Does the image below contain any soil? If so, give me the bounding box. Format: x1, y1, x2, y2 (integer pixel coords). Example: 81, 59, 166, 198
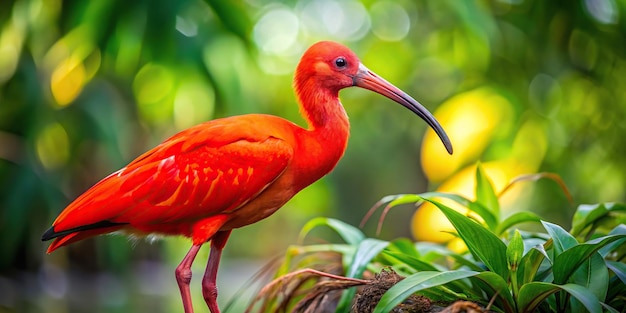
352, 269, 487, 313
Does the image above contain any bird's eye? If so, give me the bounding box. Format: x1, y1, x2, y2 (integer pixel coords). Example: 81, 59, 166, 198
335, 57, 347, 68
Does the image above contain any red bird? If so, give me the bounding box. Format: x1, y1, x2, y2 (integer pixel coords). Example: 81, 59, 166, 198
42, 41, 453, 313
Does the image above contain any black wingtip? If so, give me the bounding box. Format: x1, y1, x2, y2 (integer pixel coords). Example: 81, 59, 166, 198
41, 220, 128, 242
41, 227, 57, 241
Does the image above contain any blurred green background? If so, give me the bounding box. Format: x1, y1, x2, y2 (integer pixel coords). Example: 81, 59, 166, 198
1, 0, 625, 312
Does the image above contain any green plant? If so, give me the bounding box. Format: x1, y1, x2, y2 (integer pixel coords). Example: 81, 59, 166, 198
248, 164, 626, 313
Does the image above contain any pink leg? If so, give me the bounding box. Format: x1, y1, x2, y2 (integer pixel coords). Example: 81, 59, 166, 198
202, 230, 232, 313
175, 244, 202, 313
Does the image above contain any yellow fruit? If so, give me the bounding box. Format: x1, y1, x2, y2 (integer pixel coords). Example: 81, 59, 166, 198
421, 88, 513, 183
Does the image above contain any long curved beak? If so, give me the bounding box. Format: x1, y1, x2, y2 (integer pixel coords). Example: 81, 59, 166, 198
353, 64, 453, 155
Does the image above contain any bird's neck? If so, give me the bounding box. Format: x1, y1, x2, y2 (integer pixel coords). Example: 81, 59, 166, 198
292, 79, 350, 183
295, 78, 349, 133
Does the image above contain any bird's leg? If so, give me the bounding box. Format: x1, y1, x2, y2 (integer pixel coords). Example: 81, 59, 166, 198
202, 230, 232, 313
176, 244, 202, 313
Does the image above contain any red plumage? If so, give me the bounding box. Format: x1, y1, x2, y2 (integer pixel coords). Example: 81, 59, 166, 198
42, 41, 452, 313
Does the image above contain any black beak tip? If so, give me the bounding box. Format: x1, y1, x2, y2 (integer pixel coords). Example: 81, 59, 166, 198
432, 126, 453, 155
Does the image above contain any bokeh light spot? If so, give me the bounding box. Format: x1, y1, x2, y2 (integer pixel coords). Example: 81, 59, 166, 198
568, 29, 598, 71
134, 64, 174, 104
0, 20, 23, 84
370, 1, 411, 41
133, 63, 176, 125
113, 11, 146, 76
36, 122, 69, 169
50, 55, 86, 106
0, 45, 18, 84
297, 0, 370, 41
173, 75, 215, 130
175, 15, 198, 37
253, 6, 299, 55
529, 73, 562, 117
583, 0, 618, 24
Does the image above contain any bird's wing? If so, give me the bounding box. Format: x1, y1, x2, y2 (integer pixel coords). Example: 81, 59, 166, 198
50, 116, 294, 235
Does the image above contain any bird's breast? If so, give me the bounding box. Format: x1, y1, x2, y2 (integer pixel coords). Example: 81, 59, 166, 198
220, 175, 298, 230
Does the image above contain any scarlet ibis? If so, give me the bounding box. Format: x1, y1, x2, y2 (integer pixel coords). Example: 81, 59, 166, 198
42, 41, 452, 313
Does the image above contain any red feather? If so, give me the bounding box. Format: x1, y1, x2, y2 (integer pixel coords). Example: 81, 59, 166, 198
42, 41, 451, 313
47, 114, 295, 251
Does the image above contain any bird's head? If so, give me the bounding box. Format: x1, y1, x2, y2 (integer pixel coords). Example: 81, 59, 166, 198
295, 41, 453, 155
295, 41, 361, 92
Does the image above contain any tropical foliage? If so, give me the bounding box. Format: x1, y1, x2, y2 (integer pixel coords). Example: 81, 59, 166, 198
1, 0, 625, 312
252, 165, 626, 312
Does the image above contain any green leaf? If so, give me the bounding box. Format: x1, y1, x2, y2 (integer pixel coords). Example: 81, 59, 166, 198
606, 275, 626, 305
298, 217, 365, 245
542, 221, 578, 255
495, 211, 543, 235
606, 260, 626, 285
415, 241, 486, 272
336, 238, 389, 312
601, 303, 620, 313
599, 224, 626, 257
382, 251, 485, 299
385, 194, 423, 207
571, 203, 626, 237
507, 230, 524, 271
419, 191, 498, 231
553, 234, 626, 284
426, 198, 509, 280
569, 252, 608, 302
346, 238, 389, 278
386, 238, 421, 259
475, 162, 500, 220
383, 251, 440, 272
507, 230, 524, 305
518, 282, 602, 313
559, 284, 602, 313
373, 270, 479, 313
518, 282, 558, 313
469, 271, 516, 313
518, 245, 548, 285
447, 254, 486, 272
